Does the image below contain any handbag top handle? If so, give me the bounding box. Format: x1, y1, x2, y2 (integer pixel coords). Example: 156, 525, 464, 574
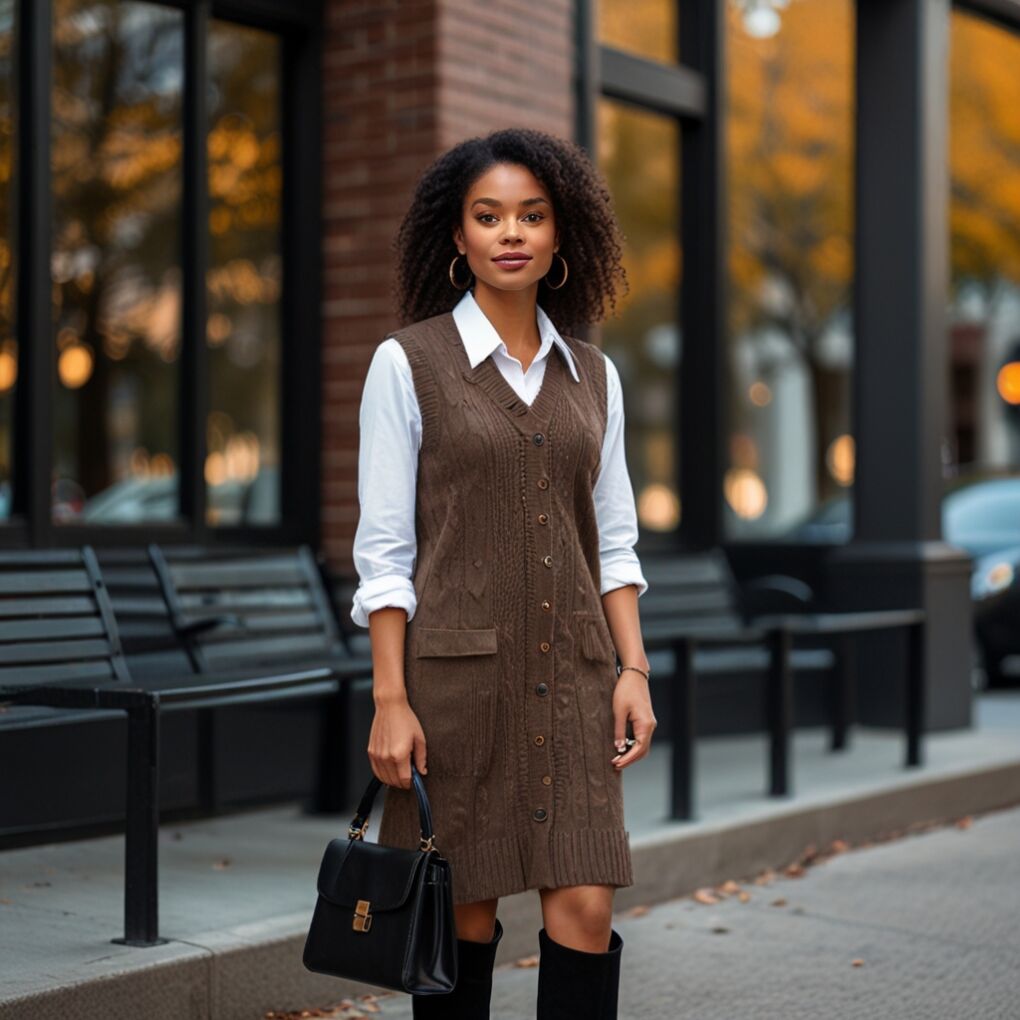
347, 763, 437, 850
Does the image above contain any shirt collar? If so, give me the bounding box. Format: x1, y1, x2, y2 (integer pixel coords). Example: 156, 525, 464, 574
451, 288, 581, 383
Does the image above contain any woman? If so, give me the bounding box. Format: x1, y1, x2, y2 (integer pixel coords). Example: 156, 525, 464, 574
351, 127, 656, 1020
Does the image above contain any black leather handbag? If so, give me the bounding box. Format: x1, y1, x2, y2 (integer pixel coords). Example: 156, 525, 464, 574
302, 763, 458, 995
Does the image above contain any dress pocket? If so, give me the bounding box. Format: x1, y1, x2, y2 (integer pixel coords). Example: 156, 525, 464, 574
572, 610, 617, 667
410, 626, 499, 777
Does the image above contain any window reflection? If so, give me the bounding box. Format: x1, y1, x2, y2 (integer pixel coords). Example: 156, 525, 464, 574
597, 99, 680, 533
51, 0, 183, 524
949, 11, 1020, 484
598, 0, 677, 65
725, 0, 855, 542
206, 20, 281, 527
0, 1, 13, 521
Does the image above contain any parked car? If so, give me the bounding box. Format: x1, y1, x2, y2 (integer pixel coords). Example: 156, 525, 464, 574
784, 475, 1020, 687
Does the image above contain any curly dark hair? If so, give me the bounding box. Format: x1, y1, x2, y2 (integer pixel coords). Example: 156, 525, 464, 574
391, 127, 629, 333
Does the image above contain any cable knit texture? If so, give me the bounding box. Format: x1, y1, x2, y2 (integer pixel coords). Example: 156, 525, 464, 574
375, 310, 635, 904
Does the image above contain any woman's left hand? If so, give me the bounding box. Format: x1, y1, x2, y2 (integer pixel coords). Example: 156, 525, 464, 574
610, 671, 656, 768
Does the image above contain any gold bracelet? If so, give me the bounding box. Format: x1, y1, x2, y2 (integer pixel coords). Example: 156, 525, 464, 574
616, 664, 650, 681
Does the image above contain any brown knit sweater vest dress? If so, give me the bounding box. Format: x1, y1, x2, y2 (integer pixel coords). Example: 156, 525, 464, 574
375, 310, 634, 905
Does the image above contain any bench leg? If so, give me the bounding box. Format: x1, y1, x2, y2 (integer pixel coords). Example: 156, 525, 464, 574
905, 620, 925, 768
830, 633, 855, 752
113, 697, 168, 947
767, 629, 793, 797
670, 639, 696, 821
311, 681, 351, 813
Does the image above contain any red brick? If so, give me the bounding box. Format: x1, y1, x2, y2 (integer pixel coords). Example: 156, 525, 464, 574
320, 0, 573, 575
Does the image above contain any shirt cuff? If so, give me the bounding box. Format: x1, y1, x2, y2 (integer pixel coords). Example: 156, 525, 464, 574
599, 552, 649, 597
350, 575, 418, 628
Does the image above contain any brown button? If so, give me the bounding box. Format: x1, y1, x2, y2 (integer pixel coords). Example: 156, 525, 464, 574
541, 600, 551, 611
536, 682, 549, 696
534, 734, 545, 746
537, 478, 549, 490
533, 808, 548, 821
542, 555, 553, 568
542, 775, 552, 786
538, 513, 549, 525
539, 641, 551, 653
533, 433, 545, 446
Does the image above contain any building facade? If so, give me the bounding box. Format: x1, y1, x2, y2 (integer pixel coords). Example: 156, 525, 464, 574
3, 0, 1018, 843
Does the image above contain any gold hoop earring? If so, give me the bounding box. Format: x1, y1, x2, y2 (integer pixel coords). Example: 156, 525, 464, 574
545, 252, 568, 290
449, 254, 473, 290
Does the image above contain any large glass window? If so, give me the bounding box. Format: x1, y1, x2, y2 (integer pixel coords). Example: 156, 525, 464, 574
725, 0, 855, 542
597, 99, 681, 534
43, 4, 287, 529
206, 21, 282, 527
0, 0, 14, 522
598, 0, 677, 65
948, 10, 1020, 483
51, 1, 183, 524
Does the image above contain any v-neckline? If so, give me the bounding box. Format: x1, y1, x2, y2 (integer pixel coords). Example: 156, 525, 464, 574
444, 311, 567, 430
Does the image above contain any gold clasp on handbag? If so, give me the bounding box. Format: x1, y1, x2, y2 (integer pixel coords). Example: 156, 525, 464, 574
353, 898, 373, 932
420, 833, 436, 852
348, 820, 369, 840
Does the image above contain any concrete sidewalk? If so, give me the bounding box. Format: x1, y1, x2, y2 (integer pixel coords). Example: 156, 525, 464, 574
361, 799, 1020, 1019
2, 690, 1020, 1019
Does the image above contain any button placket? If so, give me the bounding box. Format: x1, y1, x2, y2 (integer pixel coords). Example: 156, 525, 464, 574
530, 425, 555, 824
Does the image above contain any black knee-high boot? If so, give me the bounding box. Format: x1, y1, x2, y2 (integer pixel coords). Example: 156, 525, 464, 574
412, 917, 504, 1019
535, 926, 624, 1020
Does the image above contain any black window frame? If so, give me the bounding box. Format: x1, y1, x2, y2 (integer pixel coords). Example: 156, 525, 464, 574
9, 0, 323, 550
576, 0, 726, 553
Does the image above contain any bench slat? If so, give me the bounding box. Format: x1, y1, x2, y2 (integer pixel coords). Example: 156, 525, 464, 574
169, 557, 307, 589
0, 659, 116, 687
0, 637, 115, 665
0, 616, 106, 643
0, 569, 93, 595
0, 595, 95, 618
201, 633, 334, 667
177, 589, 313, 613
179, 611, 322, 636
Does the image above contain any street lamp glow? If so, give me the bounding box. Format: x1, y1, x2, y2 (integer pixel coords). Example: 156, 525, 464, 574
997, 361, 1020, 405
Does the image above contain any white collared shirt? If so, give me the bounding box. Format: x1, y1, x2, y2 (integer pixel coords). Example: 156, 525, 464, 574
350, 288, 648, 627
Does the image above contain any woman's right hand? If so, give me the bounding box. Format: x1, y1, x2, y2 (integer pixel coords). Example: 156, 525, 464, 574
367, 694, 428, 789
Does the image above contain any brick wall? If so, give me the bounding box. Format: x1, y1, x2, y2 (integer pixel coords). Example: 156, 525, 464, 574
320, 0, 575, 579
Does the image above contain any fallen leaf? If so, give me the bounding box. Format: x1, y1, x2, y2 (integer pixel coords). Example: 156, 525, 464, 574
956, 816, 973, 829
770, 897, 787, 907
852, 958, 865, 967
783, 862, 805, 878
737, 891, 751, 903
515, 954, 539, 968
799, 843, 820, 866
624, 903, 650, 917
719, 880, 742, 895
830, 839, 850, 854
692, 888, 719, 905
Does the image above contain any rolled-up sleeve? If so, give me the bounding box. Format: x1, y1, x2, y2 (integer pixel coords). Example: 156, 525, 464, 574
593, 352, 649, 597
350, 338, 422, 628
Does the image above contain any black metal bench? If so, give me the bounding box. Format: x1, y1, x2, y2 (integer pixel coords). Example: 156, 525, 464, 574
637, 550, 927, 820
0, 547, 372, 947
144, 542, 376, 812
